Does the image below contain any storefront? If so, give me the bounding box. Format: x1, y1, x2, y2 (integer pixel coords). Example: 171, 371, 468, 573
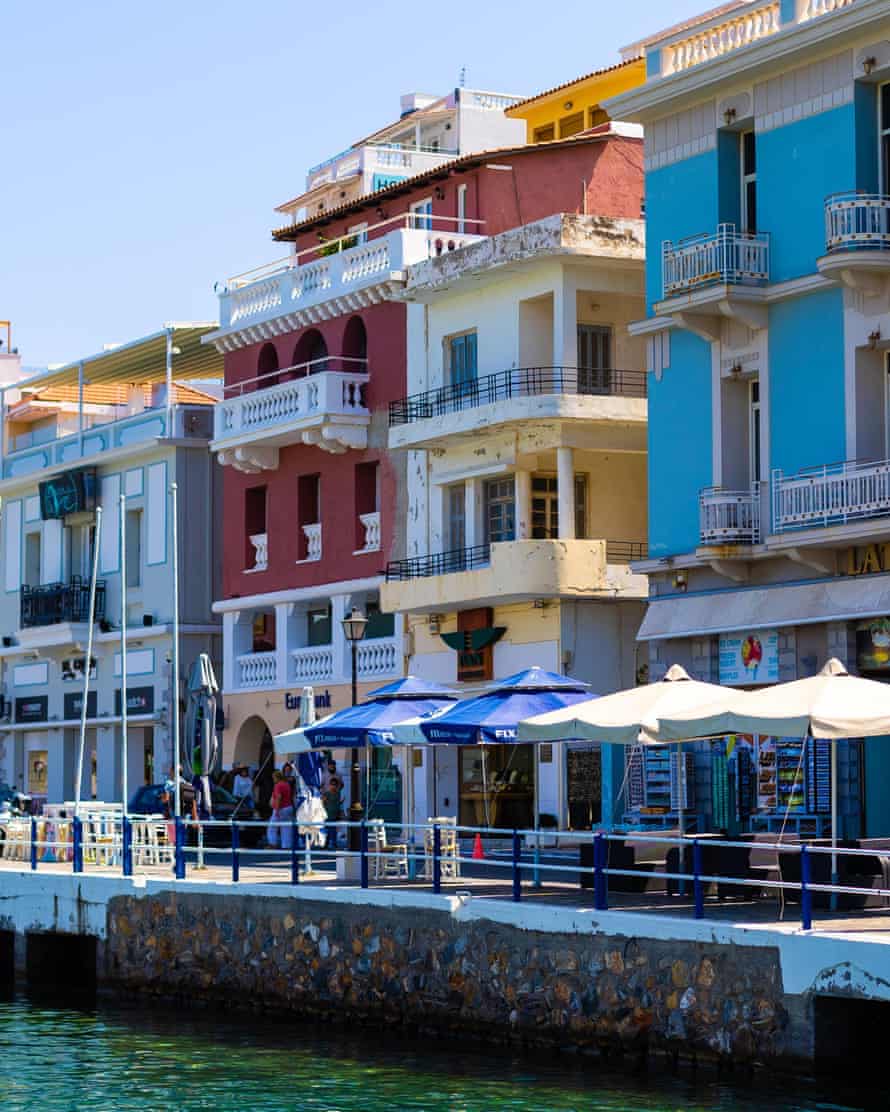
458, 744, 535, 829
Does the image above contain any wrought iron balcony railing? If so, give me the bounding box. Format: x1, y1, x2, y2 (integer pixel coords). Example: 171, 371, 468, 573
21, 577, 107, 628
389, 366, 647, 427
699, 487, 761, 544
662, 223, 769, 298
385, 544, 491, 581
825, 192, 890, 253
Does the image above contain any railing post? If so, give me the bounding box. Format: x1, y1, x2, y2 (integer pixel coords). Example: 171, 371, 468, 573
174, 816, 185, 880
122, 816, 132, 878
594, 832, 608, 911
30, 817, 37, 871
693, 839, 704, 919
291, 816, 300, 886
231, 821, 240, 883
360, 821, 369, 889
800, 845, 812, 931
72, 816, 83, 874
432, 823, 442, 895
512, 829, 522, 903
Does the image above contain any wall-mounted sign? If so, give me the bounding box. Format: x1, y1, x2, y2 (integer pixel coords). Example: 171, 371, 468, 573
857, 618, 890, 672
28, 750, 48, 795
285, 690, 332, 711
15, 695, 48, 724
64, 690, 98, 720
844, 545, 890, 576
38, 467, 97, 520
114, 686, 155, 715
719, 630, 779, 686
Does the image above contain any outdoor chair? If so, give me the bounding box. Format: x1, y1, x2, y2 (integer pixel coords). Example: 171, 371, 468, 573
367, 818, 408, 879
424, 817, 460, 880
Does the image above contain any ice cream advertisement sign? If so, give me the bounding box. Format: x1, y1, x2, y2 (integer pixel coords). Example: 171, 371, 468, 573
719, 629, 779, 686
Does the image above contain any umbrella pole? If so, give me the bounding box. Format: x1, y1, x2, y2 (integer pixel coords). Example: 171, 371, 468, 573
677, 742, 686, 897
120, 494, 128, 819
830, 738, 839, 912
533, 743, 541, 888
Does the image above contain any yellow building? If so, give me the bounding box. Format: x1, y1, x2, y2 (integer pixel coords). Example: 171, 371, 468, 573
506, 57, 646, 144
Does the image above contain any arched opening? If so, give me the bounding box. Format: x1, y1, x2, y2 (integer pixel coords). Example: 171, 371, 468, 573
342, 316, 368, 371
256, 343, 279, 390
292, 329, 329, 377
233, 715, 275, 814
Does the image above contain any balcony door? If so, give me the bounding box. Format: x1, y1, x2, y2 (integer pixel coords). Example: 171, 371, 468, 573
66, 523, 95, 582
447, 484, 466, 551
531, 476, 558, 539
484, 477, 515, 545
881, 84, 890, 194
740, 130, 757, 234
749, 379, 761, 485
577, 324, 612, 393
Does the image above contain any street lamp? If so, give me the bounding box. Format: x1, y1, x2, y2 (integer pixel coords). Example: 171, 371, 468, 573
342, 606, 368, 846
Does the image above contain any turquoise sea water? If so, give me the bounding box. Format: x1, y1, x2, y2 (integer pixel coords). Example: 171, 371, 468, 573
0, 993, 875, 1112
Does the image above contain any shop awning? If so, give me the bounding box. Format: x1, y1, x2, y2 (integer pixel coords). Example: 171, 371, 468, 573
637, 573, 890, 641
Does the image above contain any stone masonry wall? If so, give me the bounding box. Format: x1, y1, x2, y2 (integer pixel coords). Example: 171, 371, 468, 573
106, 891, 800, 1065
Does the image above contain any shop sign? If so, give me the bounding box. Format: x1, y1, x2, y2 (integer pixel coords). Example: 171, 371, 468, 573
718, 630, 779, 686
285, 690, 332, 711
856, 618, 890, 672
844, 545, 890, 576
28, 750, 48, 795
64, 690, 97, 720
114, 686, 155, 715
15, 695, 48, 724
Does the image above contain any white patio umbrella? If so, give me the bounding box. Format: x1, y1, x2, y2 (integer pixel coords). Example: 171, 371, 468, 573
657, 658, 890, 889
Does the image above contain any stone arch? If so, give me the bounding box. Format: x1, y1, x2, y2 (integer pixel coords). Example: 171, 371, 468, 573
292, 329, 328, 375
342, 315, 367, 368
256, 342, 279, 389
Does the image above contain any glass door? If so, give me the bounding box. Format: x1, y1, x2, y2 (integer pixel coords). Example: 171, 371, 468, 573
484, 477, 515, 544
577, 324, 612, 394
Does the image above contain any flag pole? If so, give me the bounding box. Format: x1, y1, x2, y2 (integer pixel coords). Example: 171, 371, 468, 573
74, 506, 102, 818
120, 493, 129, 816
171, 481, 181, 819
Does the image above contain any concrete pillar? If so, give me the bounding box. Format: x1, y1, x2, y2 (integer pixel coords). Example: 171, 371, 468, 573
45, 729, 69, 804
96, 725, 118, 802
222, 611, 239, 691
274, 603, 292, 689
125, 726, 147, 800
330, 594, 350, 681
557, 447, 575, 540
515, 470, 532, 540
600, 744, 626, 827
465, 478, 480, 549
552, 274, 577, 369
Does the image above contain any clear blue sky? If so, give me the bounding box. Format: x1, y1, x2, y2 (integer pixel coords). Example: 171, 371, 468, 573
1, 0, 706, 368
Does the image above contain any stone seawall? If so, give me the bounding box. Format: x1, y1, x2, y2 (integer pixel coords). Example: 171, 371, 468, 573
106, 889, 802, 1066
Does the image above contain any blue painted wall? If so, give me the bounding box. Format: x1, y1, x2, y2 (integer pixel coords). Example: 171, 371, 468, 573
768, 288, 846, 477
758, 106, 858, 283
645, 150, 720, 309
865, 737, 890, 836
648, 330, 712, 557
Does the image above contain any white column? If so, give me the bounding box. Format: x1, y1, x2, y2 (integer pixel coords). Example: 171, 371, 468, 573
274, 603, 292, 688
515, 470, 532, 540
96, 725, 118, 802
557, 447, 575, 540
330, 594, 350, 681
125, 726, 146, 802
45, 729, 67, 804
222, 611, 239, 692
552, 275, 577, 369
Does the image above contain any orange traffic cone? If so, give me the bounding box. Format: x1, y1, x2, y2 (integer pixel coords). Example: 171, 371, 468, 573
472, 832, 485, 860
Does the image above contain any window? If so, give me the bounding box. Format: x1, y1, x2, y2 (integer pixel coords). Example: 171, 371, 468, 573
447, 484, 466, 551
456, 184, 468, 234
244, 486, 267, 570
354, 461, 379, 550
577, 324, 612, 392
65, 523, 95, 581
307, 605, 331, 646
749, 379, 761, 484
297, 474, 321, 561
531, 476, 558, 539
125, 508, 142, 589
257, 343, 279, 389
410, 197, 433, 231
348, 222, 368, 245
559, 112, 585, 139
533, 124, 555, 143
448, 332, 477, 388
881, 84, 890, 193
741, 130, 757, 234
24, 531, 41, 588
252, 612, 275, 653
484, 477, 515, 544
365, 599, 395, 639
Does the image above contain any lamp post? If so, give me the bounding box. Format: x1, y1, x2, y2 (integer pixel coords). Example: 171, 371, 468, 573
341, 606, 368, 851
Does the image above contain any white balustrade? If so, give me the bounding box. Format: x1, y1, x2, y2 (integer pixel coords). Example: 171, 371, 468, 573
356, 637, 399, 678
358, 511, 381, 553
216, 371, 369, 439
700, 487, 761, 544
664, 3, 781, 74
237, 651, 277, 688
291, 645, 335, 683
825, 193, 890, 253
302, 523, 322, 562
798, 0, 854, 22
248, 533, 268, 572
662, 224, 769, 298
217, 224, 486, 332
773, 459, 890, 532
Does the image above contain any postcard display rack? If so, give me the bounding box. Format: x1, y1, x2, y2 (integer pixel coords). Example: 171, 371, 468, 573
750, 736, 832, 836
710, 738, 756, 833
626, 746, 696, 824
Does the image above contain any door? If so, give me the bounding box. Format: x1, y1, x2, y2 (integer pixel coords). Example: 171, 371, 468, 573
447, 484, 466, 551
410, 197, 433, 231
740, 130, 757, 234
449, 333, 478, 404
881, 83, 890, 195
749, 378, 761, 485
531, 476, 559, 539
484, 477, 515, 544
577, 324, 612, 393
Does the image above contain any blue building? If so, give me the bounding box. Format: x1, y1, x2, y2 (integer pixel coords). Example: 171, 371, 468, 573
608, 0, 890, 836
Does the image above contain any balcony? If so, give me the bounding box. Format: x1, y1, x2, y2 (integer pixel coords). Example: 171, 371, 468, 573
388, 366, 648, 450
21, 578, 107, 629
300, 523, 322, 563
305, 141, 458, 194
819, 193, 890, 290
212, 360, 370, 471
237, 651, 276, 689
356, 511, 381, 554
380, 539, 648, 614
246, 533, 268, 573
699, 487, 761, 546
662, 224, 770, 301
772, 458, 890, 534
210, 216, 486, 346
